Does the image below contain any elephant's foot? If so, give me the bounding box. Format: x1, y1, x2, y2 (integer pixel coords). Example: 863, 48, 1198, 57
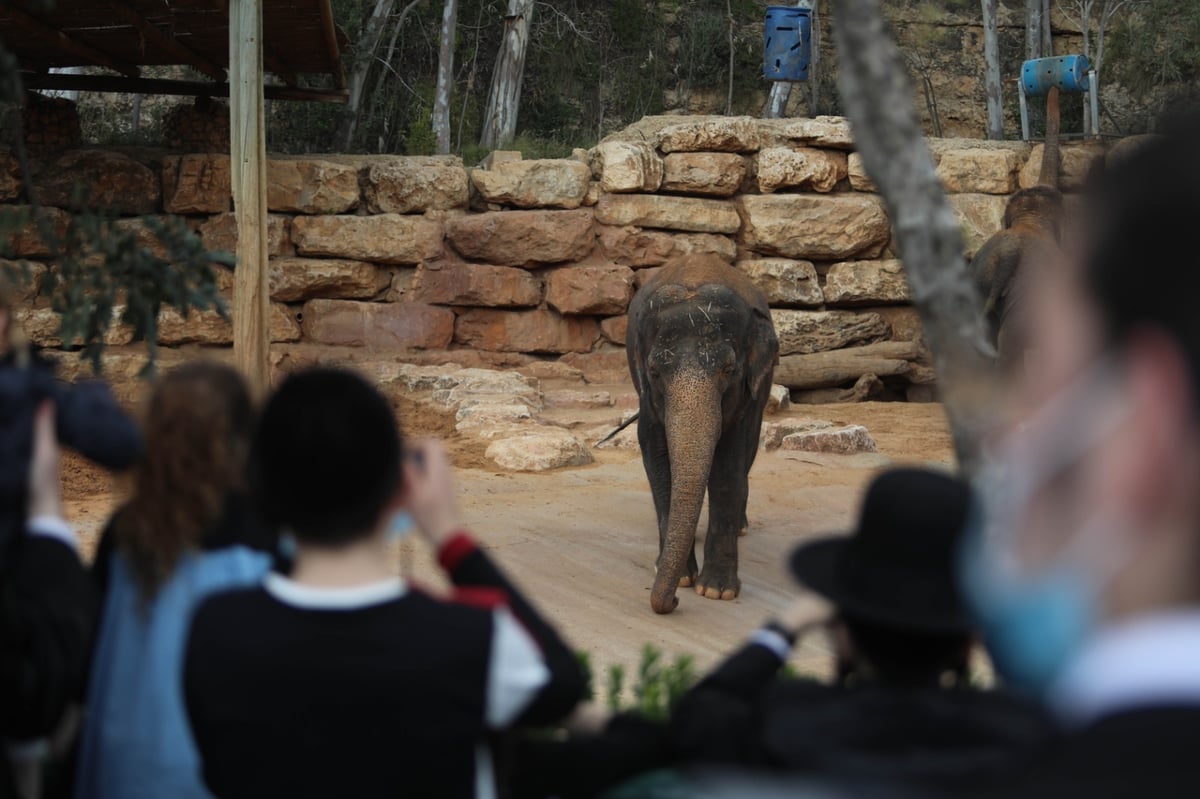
678, 574, 694, 587
694, 564, 740, 601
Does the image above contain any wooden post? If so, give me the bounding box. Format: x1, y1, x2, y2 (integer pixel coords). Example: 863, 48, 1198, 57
230, 0, 270, 397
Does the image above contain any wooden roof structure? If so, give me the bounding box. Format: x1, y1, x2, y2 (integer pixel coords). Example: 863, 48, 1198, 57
3, 0, 349, 102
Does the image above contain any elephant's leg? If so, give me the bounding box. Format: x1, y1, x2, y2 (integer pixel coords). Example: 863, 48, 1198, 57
637, 408, 697, 586
695, 436, 750, 601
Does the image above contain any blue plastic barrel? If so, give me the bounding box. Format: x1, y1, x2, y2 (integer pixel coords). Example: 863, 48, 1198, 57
764, 6, 811, 82
1021, 55, 1091, 96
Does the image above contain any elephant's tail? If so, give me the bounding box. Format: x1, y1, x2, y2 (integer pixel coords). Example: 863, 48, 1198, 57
595, 413, 639, 447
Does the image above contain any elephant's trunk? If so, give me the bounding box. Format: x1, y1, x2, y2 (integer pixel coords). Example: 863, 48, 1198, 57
649, 368, 721, 614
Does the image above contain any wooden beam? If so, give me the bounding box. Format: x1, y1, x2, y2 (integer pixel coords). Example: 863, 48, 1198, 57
109, 1, 227, 81
263, 48, 299, 87
317, 0, 346, 90
23, 73, 349, 103
230, 0, 270, 397
7, 5, 141, 77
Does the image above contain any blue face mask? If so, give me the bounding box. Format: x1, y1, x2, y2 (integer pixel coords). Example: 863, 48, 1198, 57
387, 511, 414, 543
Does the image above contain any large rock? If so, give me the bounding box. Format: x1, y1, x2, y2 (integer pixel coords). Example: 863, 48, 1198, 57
0, 150, 19, 202
756, 147, 847, 193
37, 150, 160, 214
771, 310, 889, 355
847, 153, 877, 192
657, 116, 761, 153
661, 153, 747, 197
415, 261, 543, 308
361, 156, 470, 213
546, 264, 635, 315
600, 314, 628, 345
267, 158, 359, 214
162, 154, 231, 214
3, 206, 69, 257
739, 195, 890, 260
761, 116, 856, 150
1019, 142, 1105, 191
595, 226, 735, 266
591, 141, 663, 193
948, 194, 1007, 259
0, 260, 45, 303
198, 212, 291, 257
445, 209, 593, 266
156, 302, 299, 345
737, 259, 822, 307
269, 257, 390, 302
760, 419, 832, 450
292, 214, 443, 264
936, 149, 1020, 194
300, 299, 454, 349
823, 260, 912, 305
471, 159, 591, 209
455, 308, 600, 353
781, 425, 878, 454
486, 429, 594, 472
595, 194, 740, 234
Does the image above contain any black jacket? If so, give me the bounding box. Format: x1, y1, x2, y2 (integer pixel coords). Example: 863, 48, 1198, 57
670, 642, 1057, 797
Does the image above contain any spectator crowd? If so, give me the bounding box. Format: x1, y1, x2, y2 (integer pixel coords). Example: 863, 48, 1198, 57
3, 116, 1200, 799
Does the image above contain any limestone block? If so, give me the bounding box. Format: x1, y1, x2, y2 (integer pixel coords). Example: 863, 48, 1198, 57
198, 212, 291, 257
162, 154, 231, 214
414, 262, 543, 308
37, 150, 159, 214
847, 153, 877, 192
155, 302, 298, 345
657, 116, 761, 153
737, 258, 822, 307
756, 147, 847, 194
545, 264, 635, 315
766, 384, 790, 415
455, 308, 600, 354
558, 350, 630, 383
781, 425, 878, 454
595, 194, 740, 234
591, 141, 663, 193
471, 159, 591, 209
267, 158, 359, 214
361, 156, 470, 213
292, 215, 443, 264
0, 260, 46, 303
823, 260, 912, 305
445, 209, 593, 266
1019, 142, 1105, 191
543, 390, 614, 410
936, 149, 1020, 194
486, 429, 594, 472
661, 153, 747, 197
0, 150, 19, 202
739, 195, 890, 260
3, 206, 69, 258
948, 194, 1007, 260
300, 299, 454, 349
595, 226, 735, 266
760, 419, 832, 450
600, 314, 628, 345
761, 116, 856, 150
269, 257, 390, 302
770, 310, 889, 355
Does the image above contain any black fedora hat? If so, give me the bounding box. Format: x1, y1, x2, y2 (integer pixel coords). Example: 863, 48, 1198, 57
789, 468, 974, 634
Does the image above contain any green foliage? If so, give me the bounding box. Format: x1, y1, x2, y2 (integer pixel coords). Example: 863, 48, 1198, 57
1108, 0, 1200, 97
580, 645, 699, 721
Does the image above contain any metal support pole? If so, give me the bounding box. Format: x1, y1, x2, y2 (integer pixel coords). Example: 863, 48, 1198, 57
1088, 70, 1100, 139
1019, 78, 1030, 141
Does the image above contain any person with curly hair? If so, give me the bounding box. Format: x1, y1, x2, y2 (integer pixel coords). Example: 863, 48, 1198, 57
75, 362, 275, 799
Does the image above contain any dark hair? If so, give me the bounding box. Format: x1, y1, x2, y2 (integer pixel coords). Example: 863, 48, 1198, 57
252, 367, 402, 546
1081, 111, 1200, 400
841, 614, 971, 688
116, 361, 254, 601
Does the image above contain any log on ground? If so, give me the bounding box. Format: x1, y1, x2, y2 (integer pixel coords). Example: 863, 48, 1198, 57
774, 341, 921, 389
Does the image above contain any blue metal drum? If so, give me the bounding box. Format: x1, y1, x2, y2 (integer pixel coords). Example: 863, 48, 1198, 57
1021, 55, 1092, 96
764, 6, 811, 82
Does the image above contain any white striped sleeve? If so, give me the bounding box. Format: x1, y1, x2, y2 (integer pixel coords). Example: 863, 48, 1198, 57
484, 607, 551, 728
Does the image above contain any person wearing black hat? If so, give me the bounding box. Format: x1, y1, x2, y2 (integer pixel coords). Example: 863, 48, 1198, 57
667, 467, 1055, 796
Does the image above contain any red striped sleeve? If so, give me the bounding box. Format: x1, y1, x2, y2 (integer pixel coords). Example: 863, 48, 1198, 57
436, 530, 478, 573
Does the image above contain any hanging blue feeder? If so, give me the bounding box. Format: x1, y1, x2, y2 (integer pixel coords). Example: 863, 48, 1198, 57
1021, 55, 1091, 96
764, 6, 811, 82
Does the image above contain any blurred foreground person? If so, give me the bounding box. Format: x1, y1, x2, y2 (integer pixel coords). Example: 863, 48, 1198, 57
668, 469, 1053, 796
0, 405, 94, 799
76, 363, 272, 799
183, 368, 586, 799
963, 115, 1200, 797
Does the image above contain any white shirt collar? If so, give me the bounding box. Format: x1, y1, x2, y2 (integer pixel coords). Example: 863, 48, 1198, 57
264, 573, 408, 610
1050, 609, 1200, 728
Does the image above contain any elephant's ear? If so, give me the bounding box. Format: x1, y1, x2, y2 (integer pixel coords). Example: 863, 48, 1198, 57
745, 304, 779, 402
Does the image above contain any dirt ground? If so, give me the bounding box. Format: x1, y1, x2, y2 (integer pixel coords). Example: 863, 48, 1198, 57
62, 398, 954, 681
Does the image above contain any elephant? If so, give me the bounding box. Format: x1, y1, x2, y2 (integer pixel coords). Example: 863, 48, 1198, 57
970, 86, 1065, 372
626, 253, 779, 615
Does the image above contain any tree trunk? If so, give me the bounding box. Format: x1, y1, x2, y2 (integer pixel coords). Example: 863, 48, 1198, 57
130, 93, 142, 133
433, 0, 459, 154
1041, 0, 1053, 54
809, 0, 820, 114
479, 0, 534, 150
333, 0, 396, 151
774, 341, 922, 389
1026, 0, 1044, 59
833, 0, 999, 474
726, 0, 734, 115
982, 0, 1004, 140
1081, 13, 1092, 136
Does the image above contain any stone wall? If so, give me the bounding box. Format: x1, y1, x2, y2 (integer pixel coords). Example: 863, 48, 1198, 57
1, 115, 1107, 401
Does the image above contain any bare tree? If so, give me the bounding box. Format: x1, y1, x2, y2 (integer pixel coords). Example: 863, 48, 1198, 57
834, 0, 998, 472
1027, 0, 1046, 59
982, 0, 1005, 139
1058, 0, 1140, 135
480, 0, 535, 149
433, 0, 459, 154
726, 0, 735, 115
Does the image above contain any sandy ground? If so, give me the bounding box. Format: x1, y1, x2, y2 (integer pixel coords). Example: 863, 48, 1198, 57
61, 398, 954, 681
